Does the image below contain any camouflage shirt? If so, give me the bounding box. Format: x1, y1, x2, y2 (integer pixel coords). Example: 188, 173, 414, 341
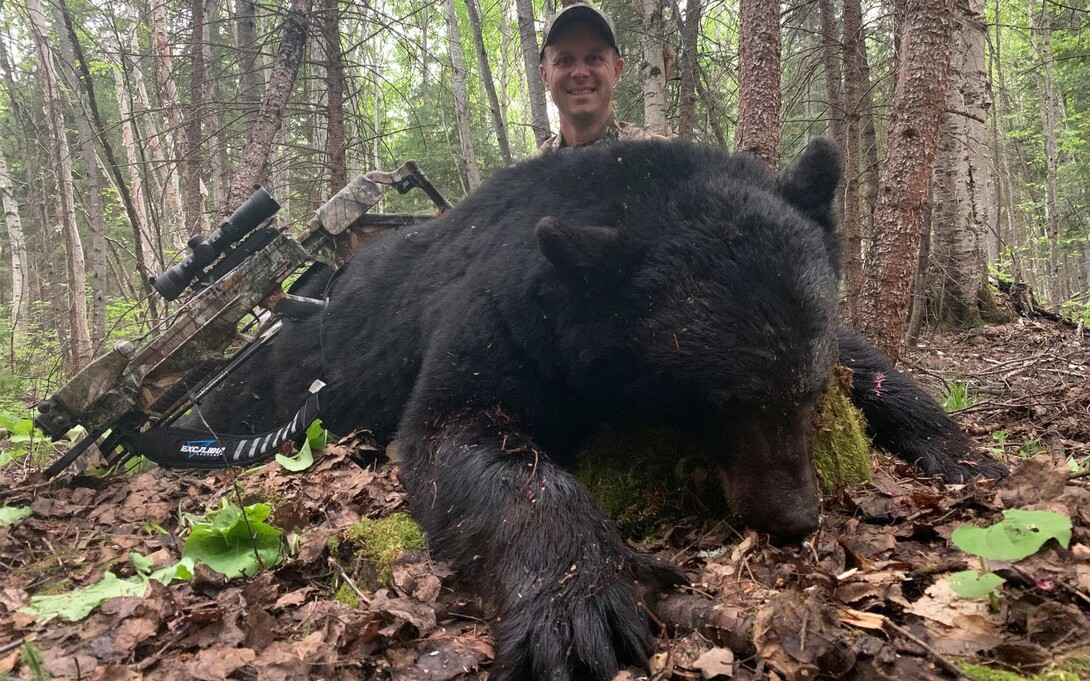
533, 117, 666, 156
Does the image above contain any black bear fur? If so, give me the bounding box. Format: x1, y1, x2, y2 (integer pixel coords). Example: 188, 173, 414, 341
187, 139, 1005, 680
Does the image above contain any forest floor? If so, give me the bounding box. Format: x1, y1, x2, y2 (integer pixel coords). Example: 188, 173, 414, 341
1, 310, 1088, 680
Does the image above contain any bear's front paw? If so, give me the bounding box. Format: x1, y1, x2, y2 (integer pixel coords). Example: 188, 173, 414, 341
490, 555, 686, 681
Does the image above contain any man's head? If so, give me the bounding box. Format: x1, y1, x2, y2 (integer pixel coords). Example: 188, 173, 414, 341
539, 4, 624, 140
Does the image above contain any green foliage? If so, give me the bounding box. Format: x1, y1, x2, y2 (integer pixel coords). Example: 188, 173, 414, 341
948, 509, 1072, 599
960, 661, 1081, 681
182, 501, 284, 578
276, 419, 328, 472
0, 505, 32, 526
941, 379, 979, 411
987, 430, 1008, 455
20, 552, 193, 622
1059, 300, 1090, 326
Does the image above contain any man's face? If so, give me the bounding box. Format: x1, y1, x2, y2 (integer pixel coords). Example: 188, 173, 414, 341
540, 24, 624, 127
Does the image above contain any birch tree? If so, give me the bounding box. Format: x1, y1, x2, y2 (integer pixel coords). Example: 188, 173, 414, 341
465, 0, 513, 165
635, 0, 669, 134
516, 0, 550, 144
443, 0, 482, 190
0, 154, 27, 335
25, 0, 92, 366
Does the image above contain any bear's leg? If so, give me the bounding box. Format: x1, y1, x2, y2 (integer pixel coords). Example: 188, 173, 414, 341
836, 330, 1008, 481
399, 414, 686, 681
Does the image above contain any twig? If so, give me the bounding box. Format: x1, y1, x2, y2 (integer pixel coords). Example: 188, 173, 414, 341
328, 555, 371, 606
1011, 565, 1090, 608
884, 619, 974, 680
0, 637, 26, 656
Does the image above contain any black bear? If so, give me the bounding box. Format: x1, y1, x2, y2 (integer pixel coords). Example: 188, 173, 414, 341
190, 139, 1002, 680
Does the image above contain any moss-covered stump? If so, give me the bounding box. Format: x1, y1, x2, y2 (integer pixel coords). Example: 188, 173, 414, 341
812, 365, 873, 494
332, 512, 425, 596
577, 367, 873, 535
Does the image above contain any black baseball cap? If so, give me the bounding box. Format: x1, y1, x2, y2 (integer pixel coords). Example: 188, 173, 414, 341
540, 4, 619, 59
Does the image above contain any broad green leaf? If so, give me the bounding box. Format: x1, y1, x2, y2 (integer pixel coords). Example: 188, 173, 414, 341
948, 570, 1006, 599
0, 505, 31, 526
21, 572, 147, 622
0, 451, 13, 468
129, 551, 154, 575
182, 503, 282, 578
951, 509, 1072, 561
149, 557, 195, 585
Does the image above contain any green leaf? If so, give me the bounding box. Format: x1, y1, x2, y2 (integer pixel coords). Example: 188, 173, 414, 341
21, 572, 147, 622
275, 419, 326, 472
0, 505, 31, 526
951, 509, 1072, 561
948, 570, 1006, 599
20, 642, 49, 681
148, 557, 195, 585
129, 551, 154, 575
182, 503, 282, 578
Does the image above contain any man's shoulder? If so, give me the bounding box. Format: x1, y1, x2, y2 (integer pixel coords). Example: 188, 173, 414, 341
531, 121, 668, 157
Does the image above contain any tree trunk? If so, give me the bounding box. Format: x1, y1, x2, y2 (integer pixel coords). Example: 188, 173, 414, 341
225, 0, 312, 213
859, 44, 881, 240
466, 0, 513, 165
53, 1, 109, 346
675, 0, 702, 139
185, 0, 207, 233
841, 0, 864, 317
734, 0, 781, 168
515, 0, 551, 144
236, 0, 264, 131
113, 64, 158, 273
818, 0, 843, 147
1027, 0, 1062, 311
856, 0, 954, 360
0, 153, 28, 335
635, 0, 670, 135
319, 0, 348, 190
927, 0, 991, 329
443, 0, 482, 191
25, 0, 92, 367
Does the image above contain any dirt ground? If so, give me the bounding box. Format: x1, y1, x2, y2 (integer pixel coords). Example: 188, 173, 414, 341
1, 312, 1088, 680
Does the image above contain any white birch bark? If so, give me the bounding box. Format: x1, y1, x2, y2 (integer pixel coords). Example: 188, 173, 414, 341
635, 0, 670, 134
25, 0, 93, 366
0, 153, 28, 335
443, 0, 482, 190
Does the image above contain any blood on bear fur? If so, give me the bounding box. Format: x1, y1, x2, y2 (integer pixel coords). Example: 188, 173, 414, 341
190, 139, 1004, 680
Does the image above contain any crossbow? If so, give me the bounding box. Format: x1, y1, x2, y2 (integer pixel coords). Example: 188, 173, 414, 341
34, 162, 449, 478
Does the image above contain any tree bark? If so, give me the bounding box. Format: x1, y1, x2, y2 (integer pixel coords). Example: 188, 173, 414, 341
319, 0, 348, 190
0, 153, 28, 335
25, 0, 93, 367
185, 0, 207, 232
515, 0, 551, 144
928, 0, 992, 328
225, 0, 312, 213
465, 0, 513, 165
734, 0, 781, 168
53, 1, 109, 346
635, 0, 670, 135
856, 0, 954, 360
675, 0, 702, 139
818, 0, 843, 147
443, 0, 482, 191
236, 0, 264, 132
113, 63, 157, 273
841, 0, 864, 317
1027, 0, 1062, 311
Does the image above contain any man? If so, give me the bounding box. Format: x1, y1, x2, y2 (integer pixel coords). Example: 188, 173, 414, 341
536, 3, 664, 153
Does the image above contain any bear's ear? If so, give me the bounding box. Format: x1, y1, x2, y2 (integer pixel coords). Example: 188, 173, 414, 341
777, 137, 841, 221
536, 217, 634, 281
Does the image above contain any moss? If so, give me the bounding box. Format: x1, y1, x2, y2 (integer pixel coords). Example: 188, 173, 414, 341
333, 583, 360, 608
812, 367, 873, 494
575, 424, 727, 538
344, 512, 425, 586
959, 662, 1083, 681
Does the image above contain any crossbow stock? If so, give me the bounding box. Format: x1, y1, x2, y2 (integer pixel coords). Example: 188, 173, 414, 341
34, 162, 449, 478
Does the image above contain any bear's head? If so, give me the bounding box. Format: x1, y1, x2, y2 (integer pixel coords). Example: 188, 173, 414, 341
536, 138, 842, 540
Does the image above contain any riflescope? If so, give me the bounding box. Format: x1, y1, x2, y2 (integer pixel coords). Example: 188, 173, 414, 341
151, 186, 280, 300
